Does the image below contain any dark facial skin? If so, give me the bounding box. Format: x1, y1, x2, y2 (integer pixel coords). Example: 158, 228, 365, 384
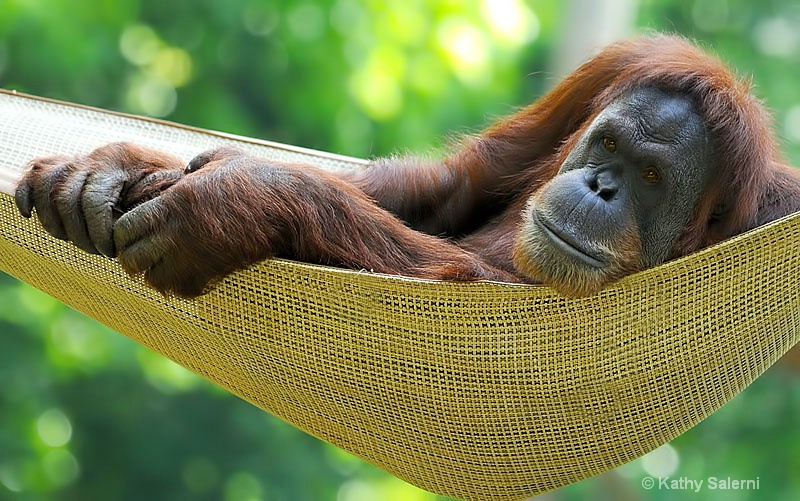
514, 87, 713, 297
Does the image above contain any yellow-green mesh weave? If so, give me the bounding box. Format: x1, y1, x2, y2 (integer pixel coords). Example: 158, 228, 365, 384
1, 89, 799, 500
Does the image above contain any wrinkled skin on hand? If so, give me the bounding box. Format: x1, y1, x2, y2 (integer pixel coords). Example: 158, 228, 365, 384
110, 146, 286, 297
15, 143, 185, 257
15, 143, 280, 297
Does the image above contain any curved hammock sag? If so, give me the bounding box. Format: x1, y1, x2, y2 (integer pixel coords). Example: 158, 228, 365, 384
1, 89, 799, 500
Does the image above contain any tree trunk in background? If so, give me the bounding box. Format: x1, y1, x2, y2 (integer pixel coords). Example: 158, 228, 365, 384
552, 0, 639, 78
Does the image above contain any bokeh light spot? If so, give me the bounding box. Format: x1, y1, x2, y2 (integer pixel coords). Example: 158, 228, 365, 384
42, 449, 80, 487
753, 17, 800, 57
287, 3, 326, 41
482, 0, 540, 46
436, 17, 490, 87
36, 408, 72, 448
640, 443, 680, 478
225, 471, 262, 501
120, 24, 161, 66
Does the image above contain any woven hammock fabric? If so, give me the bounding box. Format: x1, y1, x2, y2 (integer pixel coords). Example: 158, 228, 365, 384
1, 89, 800, 500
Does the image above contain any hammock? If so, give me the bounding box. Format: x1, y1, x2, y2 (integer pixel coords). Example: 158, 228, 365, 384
1, 88, 799, 500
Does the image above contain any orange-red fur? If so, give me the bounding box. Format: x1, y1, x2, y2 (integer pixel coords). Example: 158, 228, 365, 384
17, 35, 800, 298
345, 35, 800, 278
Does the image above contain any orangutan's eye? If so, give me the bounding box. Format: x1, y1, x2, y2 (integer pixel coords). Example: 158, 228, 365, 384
642, 166, 662, 184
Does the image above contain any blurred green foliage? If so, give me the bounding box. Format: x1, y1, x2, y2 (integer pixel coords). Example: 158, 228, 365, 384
2, 0, 800, 499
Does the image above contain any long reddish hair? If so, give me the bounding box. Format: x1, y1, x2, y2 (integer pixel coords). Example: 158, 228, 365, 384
477, 35, 782, 254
